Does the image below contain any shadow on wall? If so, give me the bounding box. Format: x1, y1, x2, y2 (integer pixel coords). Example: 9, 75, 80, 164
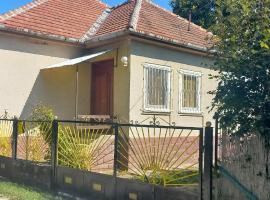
20, 67, 78, 120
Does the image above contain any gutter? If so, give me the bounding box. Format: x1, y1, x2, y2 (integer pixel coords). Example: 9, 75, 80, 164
0, 23, 214, 54
0, 24, 83, 46
128, 29, 210, 53
84, 28, 212, 54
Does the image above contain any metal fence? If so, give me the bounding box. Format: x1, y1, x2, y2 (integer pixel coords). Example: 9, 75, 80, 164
0, 118, 214, 200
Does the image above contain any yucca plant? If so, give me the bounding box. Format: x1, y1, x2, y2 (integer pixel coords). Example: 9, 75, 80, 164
117, 125, 200, 187
58, 124, 113, 171
0, 120, 13, 157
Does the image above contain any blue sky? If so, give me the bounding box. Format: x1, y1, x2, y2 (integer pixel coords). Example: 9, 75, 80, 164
0, 0, 171, 14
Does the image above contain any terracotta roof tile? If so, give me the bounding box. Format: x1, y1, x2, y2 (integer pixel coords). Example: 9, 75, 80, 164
95, 1, 136, 36
136, 1, 211, 48
0, 0, 212, 49
0, 0, 107, 39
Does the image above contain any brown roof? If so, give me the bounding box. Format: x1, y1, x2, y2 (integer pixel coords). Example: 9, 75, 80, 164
136, 1, 211, 49
96, 1, 136, 36
0, 0, 212, 50
0, 0, 107, 39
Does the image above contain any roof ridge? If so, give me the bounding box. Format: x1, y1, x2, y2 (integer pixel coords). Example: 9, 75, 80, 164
0, 0, 49, 22
146, 0, 208, 32
80, 8, 111, 42
129, 0, 142, 30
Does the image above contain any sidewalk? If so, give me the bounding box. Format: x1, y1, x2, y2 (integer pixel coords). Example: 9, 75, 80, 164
0, 195, 9, 200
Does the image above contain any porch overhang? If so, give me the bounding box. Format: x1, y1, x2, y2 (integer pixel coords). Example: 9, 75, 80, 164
42, 50, 111, 69
40, 49, 112, 120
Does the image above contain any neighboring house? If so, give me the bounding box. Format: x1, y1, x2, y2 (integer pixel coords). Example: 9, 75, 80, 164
0, 0, 216, 127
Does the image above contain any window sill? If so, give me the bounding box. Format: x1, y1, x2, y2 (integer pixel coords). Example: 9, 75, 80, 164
178, 112, 203, 117
141, 109, 172, 115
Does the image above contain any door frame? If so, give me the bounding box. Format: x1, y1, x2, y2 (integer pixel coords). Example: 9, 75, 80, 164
90, 59, 114, 116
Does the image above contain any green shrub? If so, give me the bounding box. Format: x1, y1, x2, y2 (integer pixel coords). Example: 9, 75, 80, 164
28, 104, 56, 161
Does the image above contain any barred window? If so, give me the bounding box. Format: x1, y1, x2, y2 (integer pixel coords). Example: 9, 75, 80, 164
144, 64, 171, 112
179, 70, 202, 113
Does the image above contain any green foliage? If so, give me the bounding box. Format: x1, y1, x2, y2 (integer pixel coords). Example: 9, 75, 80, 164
0, 178, 63, 200
135, 169, 199, 186
30, 104, 55, 122
58, 131, 94, 170
0, 137, 12, 157
30, 104, 54, 142
170, 0, 215, 29
209, 0, 270, 140
0, 121, 13, 157
57, 125, 105, 171
29, 104, 55, 160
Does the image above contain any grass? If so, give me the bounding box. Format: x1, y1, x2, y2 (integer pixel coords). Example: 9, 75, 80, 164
0, 178, 63, 200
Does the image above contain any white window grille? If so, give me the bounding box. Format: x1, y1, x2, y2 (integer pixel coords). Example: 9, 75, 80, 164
178, 69, 202, 113
143, 63, 171, 112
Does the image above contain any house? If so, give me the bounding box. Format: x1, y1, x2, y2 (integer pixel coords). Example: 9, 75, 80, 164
0, 0, 216, 127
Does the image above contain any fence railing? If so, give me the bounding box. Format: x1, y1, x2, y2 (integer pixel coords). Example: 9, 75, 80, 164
0, 118, 214, 200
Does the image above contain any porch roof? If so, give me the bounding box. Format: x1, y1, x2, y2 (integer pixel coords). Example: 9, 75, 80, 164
42, 50, 111, 69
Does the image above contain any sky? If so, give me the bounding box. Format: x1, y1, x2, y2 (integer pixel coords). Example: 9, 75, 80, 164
0, 0, 171, 14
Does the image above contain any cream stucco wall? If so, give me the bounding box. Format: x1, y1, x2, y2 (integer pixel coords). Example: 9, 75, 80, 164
0, 33, 130, 120
0, 34, 83, 119
129, 41, 217, 127
0, 33, 216, 126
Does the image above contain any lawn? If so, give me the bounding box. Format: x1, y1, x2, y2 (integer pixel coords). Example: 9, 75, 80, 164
0, 178, 63, 200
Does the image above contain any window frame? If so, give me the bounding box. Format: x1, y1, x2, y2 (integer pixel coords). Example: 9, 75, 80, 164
178, 69, 202, 114
143, 63, 172, 113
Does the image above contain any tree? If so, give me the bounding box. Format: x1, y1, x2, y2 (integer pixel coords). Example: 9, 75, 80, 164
209, 0, 270, 141
170, 0, 215, 29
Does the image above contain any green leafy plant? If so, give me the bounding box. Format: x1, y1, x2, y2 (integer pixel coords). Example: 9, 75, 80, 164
0, 120, 13, 157
209, 0, 270, 178
170, 0, 215, 29
57, 125, 112, 171
209, 0, 270, 140
30, 104, 55, 144
23, 104, 56, 161
135, 169, 199, 186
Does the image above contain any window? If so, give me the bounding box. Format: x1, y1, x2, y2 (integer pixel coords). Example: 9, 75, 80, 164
179, 69, 202, 113
144, 63, 171, 112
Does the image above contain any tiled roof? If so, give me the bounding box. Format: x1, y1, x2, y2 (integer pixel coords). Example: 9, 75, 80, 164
136, 1, 211, 49
0, 0, 212, 50
95, 1, 136, 36
0, 0, 107, 39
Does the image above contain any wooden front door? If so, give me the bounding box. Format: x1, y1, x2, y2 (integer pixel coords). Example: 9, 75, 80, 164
91, 60, 114, 115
